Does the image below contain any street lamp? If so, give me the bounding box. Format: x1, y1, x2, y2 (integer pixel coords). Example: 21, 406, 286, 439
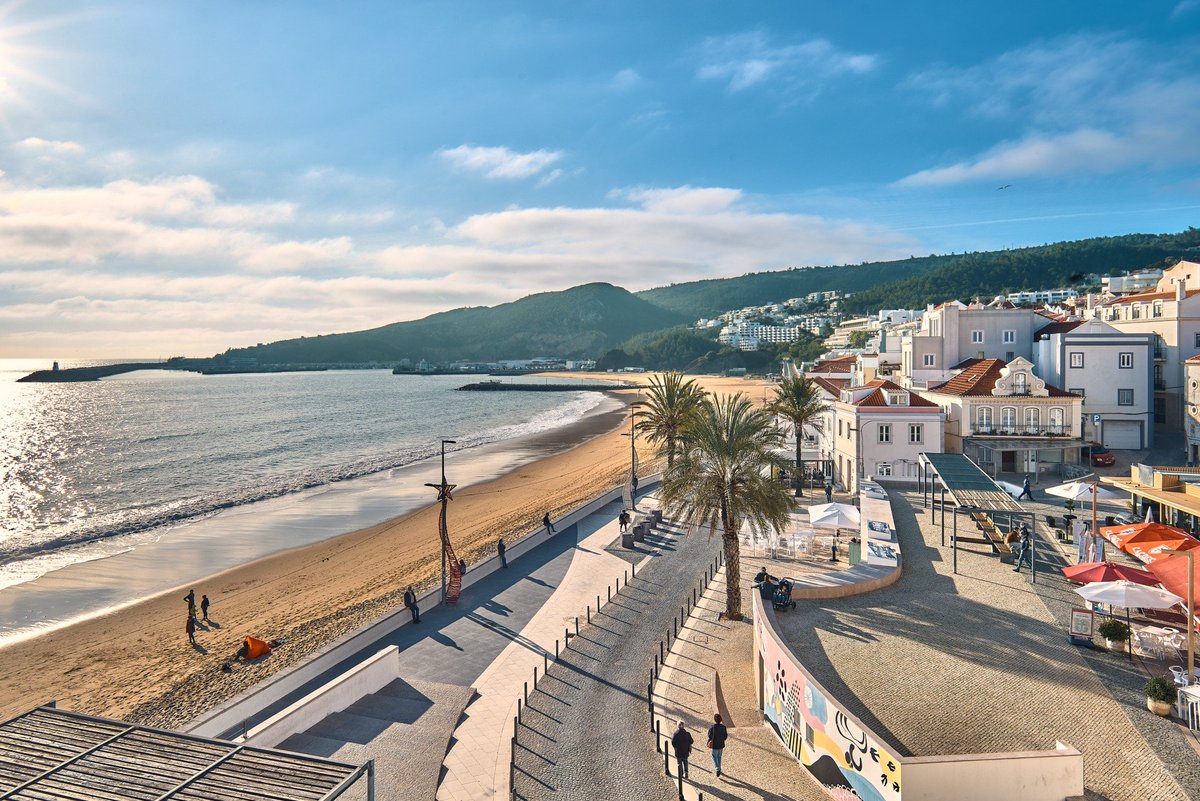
424, 439, 457, 602
1164, 547, 1195, 687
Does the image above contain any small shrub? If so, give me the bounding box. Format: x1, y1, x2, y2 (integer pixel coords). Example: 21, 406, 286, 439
1145, 676, 1178, 704
1098, 618, 1130, 642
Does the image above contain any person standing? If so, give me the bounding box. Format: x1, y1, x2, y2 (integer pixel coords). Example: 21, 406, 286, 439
670, 720, 693, 779
185, 614, 196, 646
184, 589, 196, 620
543, 512, 556, 535
824, 481, 833, 504
830, 532, 839, 563
498, 538, 508, 568
707, 713, 728, 778
1017, 475, 1034, 501
200, 594, 210, 622
404, 585, 420, 623
1013, 526, 1032, 573
619, 510, 629, 532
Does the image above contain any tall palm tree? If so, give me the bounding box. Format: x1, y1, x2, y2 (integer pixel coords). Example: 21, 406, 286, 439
661, 393, 795, 620
769, 376, 831, 497
633, 371, 705, 468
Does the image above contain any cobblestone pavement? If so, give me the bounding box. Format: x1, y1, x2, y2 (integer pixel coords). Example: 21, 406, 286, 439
513, 512, 721, 801
650, 548, 835, 801
775, 490, 1197, 801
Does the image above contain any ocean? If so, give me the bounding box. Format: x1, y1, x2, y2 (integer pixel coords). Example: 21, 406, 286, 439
0, 361, 616, 640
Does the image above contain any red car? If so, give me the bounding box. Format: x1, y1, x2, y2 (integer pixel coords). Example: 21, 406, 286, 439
1084, 443, 1116, 467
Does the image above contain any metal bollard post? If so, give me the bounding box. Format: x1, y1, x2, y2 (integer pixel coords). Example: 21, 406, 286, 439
534, 665, 538, 687
555, 639, 559, 659
608, 585, 612, 602
543, 651, 548, 672
673, 618, 677, 638
597, 594, 601, 611
632, 561, 636, 577
625, 568, 629, 584
575, 617, 579, 636
655, 719, 661, 752
587, 605, 591, 624
523, 681, 528, 704
664, 743, 670, 776
510, 739, 516, 801
518, 697, 523, 723
660, 640, 665, 662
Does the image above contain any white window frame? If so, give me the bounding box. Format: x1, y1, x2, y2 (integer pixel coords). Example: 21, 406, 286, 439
877, 463, 893, 477
909, 423, 923, 444
1013, 372, 1028, 394
1049, 407, 1065, 434
976, 406, 993, 433
1118, 388, 1134, 406
878, 424, 892, 444
922, 353, 935, 368
1002, 329, 1016, 344
1069, 352, 1084, 368
1000, 406, 1017, 434
1024, 407, 1040, 431
971, 330, 984, 344
1119, 352, 1133, 369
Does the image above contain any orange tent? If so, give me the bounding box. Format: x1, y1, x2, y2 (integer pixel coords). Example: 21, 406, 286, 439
1148, 554, 1200, 613
243, 636, 272, 660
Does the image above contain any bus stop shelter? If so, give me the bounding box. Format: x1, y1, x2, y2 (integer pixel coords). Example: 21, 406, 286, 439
919, 452, 1038, 580
0, 704, 374, 800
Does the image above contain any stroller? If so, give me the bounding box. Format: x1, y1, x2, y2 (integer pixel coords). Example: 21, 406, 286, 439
772, 578, 796, 611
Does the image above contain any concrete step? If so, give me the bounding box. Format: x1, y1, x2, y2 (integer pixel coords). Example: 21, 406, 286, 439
274, 731, 349, 760
305, 709, 397, 744
343, 691, 433, 724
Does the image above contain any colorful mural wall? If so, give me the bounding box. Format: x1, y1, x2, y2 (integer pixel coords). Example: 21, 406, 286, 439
757, 606, 902, 801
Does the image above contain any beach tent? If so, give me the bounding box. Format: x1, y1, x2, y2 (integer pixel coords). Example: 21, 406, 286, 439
1061, 561, 1159, 586
243, 636, 272, 660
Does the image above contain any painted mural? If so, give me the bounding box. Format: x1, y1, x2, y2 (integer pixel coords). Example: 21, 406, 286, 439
758, 611, 902, 801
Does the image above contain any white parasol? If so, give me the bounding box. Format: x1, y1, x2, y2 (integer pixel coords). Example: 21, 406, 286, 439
807, 502, 861, 529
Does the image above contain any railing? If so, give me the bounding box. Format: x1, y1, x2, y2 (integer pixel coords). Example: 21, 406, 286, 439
1155, 380, 1168, 391
968, 425, 1070, 437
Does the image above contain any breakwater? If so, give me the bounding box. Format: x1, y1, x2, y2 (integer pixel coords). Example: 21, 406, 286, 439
457, 381, 632, 392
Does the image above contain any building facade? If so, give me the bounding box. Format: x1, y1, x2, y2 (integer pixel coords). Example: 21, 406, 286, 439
829, 379, 944, 491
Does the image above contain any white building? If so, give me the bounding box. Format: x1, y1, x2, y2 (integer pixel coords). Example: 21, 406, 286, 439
1032, 318, 1154, 449
829, 379, 944, 491
920, 357, 1084, 478
1104, 269, 1164, 296
1006, 288, 1079, 305
1185, 356, 1200, 464
718, 321, 804, 350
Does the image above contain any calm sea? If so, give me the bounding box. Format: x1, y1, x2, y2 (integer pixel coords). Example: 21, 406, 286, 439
0, 361, 605, 594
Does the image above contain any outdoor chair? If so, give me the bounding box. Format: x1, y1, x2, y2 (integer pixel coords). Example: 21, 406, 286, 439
1171, 666, 1189, 687
1044, 515, 1057, 530
1134, 631, 1164, 661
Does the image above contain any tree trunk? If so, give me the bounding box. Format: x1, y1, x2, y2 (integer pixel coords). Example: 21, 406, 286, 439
722, 527, 742, 621
666, 434, 674, 469
794, 422, 803, 497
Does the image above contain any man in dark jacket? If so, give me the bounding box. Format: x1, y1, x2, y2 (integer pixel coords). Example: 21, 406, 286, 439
404, 585, 420, 623
670, 720, 693, 779
707, 713, 728, 778
498, 538, 507, 568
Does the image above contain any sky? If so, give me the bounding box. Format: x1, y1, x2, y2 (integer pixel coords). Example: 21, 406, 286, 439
0, 1, 1198, 358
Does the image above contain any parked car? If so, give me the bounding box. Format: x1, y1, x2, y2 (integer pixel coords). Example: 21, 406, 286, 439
1082, 442, 1117, 467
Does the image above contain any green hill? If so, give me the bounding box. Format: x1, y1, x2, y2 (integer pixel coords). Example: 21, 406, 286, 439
223, 282, 687, 364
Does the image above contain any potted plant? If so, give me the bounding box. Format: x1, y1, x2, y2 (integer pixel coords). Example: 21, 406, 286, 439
1097, 618, 1130, 651
1064, 498, 1075, 516
1145, 676, 1178, 716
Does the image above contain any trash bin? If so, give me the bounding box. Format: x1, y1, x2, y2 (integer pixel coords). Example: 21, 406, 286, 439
621, 532, 635, 548
633, 523, 646, 542
651, 509, 663, 525
848, 539, 862, 566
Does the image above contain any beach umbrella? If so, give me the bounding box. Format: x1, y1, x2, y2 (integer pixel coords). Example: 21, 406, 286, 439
1119, 527, 1200, 565
1074, 579, 1184, 609
807, 502, 860, 529
1148, 554, 1200, 613
1061, 561, 1159, 587
1045, 481, 1122, 501
1099, 521, 1189, 550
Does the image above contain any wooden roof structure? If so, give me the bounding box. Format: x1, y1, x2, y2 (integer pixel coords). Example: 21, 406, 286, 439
920, 452, 1025, 513
0, 705, 370, 801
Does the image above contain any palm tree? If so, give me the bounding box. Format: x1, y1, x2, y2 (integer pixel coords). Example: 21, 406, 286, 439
633, 371, 705, 468
769, 376, 831, 497
661, 393, 795, 620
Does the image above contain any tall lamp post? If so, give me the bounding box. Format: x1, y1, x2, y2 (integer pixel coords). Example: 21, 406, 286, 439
622, 402, 638, 510
1164, 547, 1196, 687
424, 439, 457, 602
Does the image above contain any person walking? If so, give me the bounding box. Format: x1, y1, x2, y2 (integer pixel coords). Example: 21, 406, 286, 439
1013, 526, 1032, 573
619, 510, 629, 533
404, 585, 420, 623
1016, 475, 1034, 501
707, 713, 728, 778
670, 720, 693, 780
200, 594, 210, 622
824, 481, 833, 503
498, 538, 508, 568
185, 614, 196, 646
830, 532, 839, 562
543, 512, 556, 536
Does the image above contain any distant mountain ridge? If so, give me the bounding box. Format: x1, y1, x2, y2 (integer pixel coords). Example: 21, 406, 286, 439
222, 228, 1200, 366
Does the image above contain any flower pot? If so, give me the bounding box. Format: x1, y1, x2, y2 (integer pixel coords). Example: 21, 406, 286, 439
1147, 697, 1172, 716
1105, 639, 1127, 652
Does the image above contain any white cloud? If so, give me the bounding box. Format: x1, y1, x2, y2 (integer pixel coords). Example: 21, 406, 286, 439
1172, 0, 1199, 19
899, 33, 1200, 185
697, 31, 877, 95
437, 144, 564, 180
609, 68, 642, 91
15, 137, 83, 154
617, 185, 743, 215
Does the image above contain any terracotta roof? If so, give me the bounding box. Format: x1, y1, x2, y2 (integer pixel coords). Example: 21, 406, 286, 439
809, 376, 850, 396
808, 355, 857, 373
1101, 288, 1200, 306
1186, 355, 1200, 365
846, 378, 940, 408
1034, 320, 1084, 340
925, 358, 1077, 398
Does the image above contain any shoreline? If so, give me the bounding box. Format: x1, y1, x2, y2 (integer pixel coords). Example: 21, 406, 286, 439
0, 390, 652, 727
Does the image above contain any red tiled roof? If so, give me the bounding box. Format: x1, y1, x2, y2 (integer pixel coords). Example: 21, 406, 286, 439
810, 376, 850, 396
808, 355, 857, 373
847, 378, 940, 408
1102, 288, 1200, 306
926, 358, 1077, 398
1034, 320, 1084, 340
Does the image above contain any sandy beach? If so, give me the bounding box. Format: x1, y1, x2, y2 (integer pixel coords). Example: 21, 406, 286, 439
0, 373, 772, 730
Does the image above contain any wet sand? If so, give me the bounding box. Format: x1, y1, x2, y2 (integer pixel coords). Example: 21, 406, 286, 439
0, 374, 772, 729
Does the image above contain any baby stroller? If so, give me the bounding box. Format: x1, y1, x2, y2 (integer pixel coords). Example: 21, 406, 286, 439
772, 579, 796, 611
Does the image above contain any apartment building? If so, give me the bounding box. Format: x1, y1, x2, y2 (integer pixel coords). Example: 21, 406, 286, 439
827, 379, 944, 491
1032, 318, 1154, 449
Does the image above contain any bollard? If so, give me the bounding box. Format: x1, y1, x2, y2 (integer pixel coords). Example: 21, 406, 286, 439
673, 618, 678, 638
664, 743, 670, 776
693, 587, 697, 606
523, 681, 528, 704
575, 617, 579, 636
655, 720, 661, 752
513, 715, 517, 741
543, 651, 548, 672
648, 682, 654, 728
517, 697, 523, 723
660, 640, 664, 662
632, 561, 636, 577
597, 594, 601, 611
555, 639, 559, 659
587, 605, 591, 624
625, 568, 629, 585
510, 739, 516, 801
534, 665, 538, 687
608, 585, 612, 602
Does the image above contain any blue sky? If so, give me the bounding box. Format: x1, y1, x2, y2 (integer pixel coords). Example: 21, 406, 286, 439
0, 0, 1198, 357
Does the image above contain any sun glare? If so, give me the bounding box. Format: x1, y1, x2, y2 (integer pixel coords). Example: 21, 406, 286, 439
0, 1, 84, 136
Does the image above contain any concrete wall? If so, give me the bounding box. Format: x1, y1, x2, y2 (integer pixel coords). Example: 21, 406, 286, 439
187, 474, 661, 738
242, 646, 400, 748
902, 744, 1083, 801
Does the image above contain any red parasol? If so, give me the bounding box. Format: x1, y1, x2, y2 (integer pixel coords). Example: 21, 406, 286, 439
1061, 561, 1159, 586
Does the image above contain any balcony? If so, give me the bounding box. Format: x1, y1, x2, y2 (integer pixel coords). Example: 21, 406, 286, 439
1154, 349, 1166, 361
1155, 380, 1167, 391
968, 425, 1069, 437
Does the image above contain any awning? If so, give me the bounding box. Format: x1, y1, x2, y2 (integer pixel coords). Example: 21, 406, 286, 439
1149, 554, 1200, 612
967, 437, 1085, 452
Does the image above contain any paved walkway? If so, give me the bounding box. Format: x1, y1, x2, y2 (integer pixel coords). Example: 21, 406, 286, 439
514, 500, 719, 801
776, 491, 1200, 801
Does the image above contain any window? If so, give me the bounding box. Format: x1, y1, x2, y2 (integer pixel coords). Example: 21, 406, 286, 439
909, 423, 923, 444
1195, 332, 1200, 348
1118, 388, 1134, 406
838, 419, 842, 437
1002, 329, 1016, 344
1153, 302, 1163, 318
1000, 406, 1017, 433
971, 330, 984, 344
1131, 305, 1141, 319
1024, 407, 1040, 431
1155, 364, 1164, 388
1069, 387, 1085, 406
878, 424, 891, 443
1069, 352, 1084, 368
877, 463, 892, 477
976, 406, 993, 432
1049, 407, 1065, 434
1013, 372, 1028, 394
1119, 352, 1133, 369
922, 353, 935, 367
